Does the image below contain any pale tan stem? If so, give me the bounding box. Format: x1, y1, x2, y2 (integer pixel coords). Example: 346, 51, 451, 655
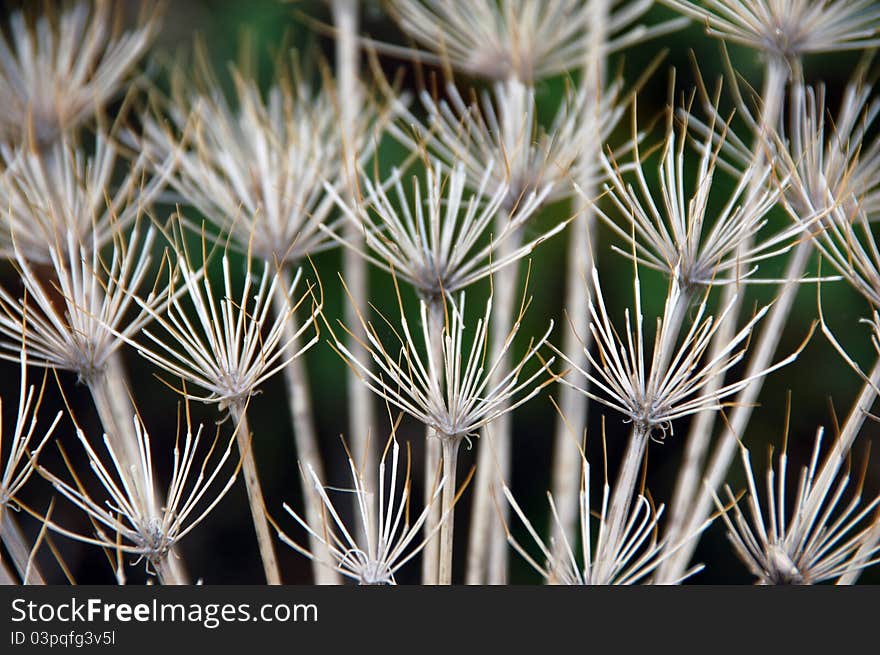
88, 356, 148, 506
273, 269, 340, 585
550, 0, 607, 569
467, 76, 530, 585
467, 228, 523, 585
656, 55, 793, 584
659, 280, 739, 579
422, 297, 445, 585
809, 359, 880, 515
593, 424, 649, 582
839, 522, 880, 585
87, 354, 190, 584
0, 553, 15, 584
0, 510, 45, 584
332, 0, 376, 549
816, 359, 880, 586
672, 236, 813, 579
152, 554, 186, 586
229, 404, 282, 585
438, 437, 461, 586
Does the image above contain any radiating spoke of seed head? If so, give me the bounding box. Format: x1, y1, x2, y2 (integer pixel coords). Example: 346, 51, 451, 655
713, 427, 880, 584
0, 130, 173, 265
662, 0, 880, 60
0, 0, 159, 144
553, 263, 810, 438
331, 282, 556, 442
0, 349, 63, 509
131, 225, 321, 412
386, 0, 686, 82
388, 78, 630, 206
594, 87, 799, 289
502, 451, 709, 585
279, 436, 446, 585
0, 220, 165, 381
36, 401, 240, 571
137, 41, 387, 266
325, 157, 566, 300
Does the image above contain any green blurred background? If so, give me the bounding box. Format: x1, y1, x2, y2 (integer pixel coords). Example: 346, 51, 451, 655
3, 0, 879, 584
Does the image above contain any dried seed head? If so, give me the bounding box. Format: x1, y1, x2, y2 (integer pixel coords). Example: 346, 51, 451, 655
0, 131, 172, 265
714, 427, 880, 585
0, 0, 159, 144
663, 0, 880, 62
332, 286, 555, 442
389, 78, 628, 206
502, 454, 709, 585
326, 157, 564, 301
279, 437, 445, 585
778, 72, 880, 223
387, 0, 685, 82
131, 224, 320, 413
37, 403, 239, 572
595, 86, 802, 290
0, 220, 165, 380
554, 264, 809, 437
137, 43, 387, 266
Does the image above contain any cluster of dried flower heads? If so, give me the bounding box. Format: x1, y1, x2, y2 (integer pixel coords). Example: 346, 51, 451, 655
0, 0, 879, 588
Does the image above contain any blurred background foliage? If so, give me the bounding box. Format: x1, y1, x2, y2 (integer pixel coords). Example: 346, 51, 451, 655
2, 0, 879, 584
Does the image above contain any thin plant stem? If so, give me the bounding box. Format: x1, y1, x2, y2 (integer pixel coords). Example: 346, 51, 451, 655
816, 357, 880, 585
467, 228, 523, 584
656, 285, 694, 376
550, 0, 608, 570
332, 0, 376, 549
810, 357, 880, 508
422, 297, 445, 585
839, 522, 880, 584
229, 402, 282, 585
0, 510, 45, 584
152, 553, 186, 586
87, 356, 151, 518
468, 75, 529, 585
593, 423, 650, 581
657, 55, 792, 583
273, 267, 340, 585
0, 554, 14, 584
591, 281, 694, 580
668, 236, 814, 580
87, 353, 190, 585
438, 436, 462, 585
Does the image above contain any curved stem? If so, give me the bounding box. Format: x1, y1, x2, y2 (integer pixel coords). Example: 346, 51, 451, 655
593, 424, 649, 582
0, 509, 45, 584
657, 54, 792, 583
273, 270, 340, 585
667, 236, 813, 580
229, 403, 282, 585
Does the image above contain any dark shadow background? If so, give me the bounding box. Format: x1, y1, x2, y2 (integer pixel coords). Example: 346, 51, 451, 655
1, 0, 879, 585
